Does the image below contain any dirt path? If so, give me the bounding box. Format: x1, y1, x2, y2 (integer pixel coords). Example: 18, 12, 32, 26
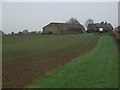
2, 37, 99, 88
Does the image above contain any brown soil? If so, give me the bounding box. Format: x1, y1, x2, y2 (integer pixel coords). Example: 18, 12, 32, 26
2, 37, 99, 88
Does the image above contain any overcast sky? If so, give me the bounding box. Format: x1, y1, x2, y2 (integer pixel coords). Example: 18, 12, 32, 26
118, 1, 120, 25
1, 1, 119, 34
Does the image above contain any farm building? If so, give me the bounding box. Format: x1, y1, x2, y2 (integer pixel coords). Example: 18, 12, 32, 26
117, 25, 120, 31
42, 22, 85, 34
87, 22, 113, 33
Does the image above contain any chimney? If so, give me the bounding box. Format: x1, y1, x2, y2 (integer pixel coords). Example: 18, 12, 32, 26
105, 22, 107, 25
101, 21, 104, 24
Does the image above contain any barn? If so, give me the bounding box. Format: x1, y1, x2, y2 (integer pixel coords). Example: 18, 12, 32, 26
87, 22, 113, 33
42, 22, 85, 34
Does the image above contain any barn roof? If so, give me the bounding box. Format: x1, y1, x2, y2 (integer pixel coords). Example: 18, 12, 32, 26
43, 22, 84, 29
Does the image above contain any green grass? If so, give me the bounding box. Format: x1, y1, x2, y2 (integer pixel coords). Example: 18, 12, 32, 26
28, 35, 118, 88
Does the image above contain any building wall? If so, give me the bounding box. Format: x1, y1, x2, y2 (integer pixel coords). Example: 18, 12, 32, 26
87, 23, 113, 33
43, 23, 83, 34
87, 24, 97, 32
43, 25, 61, 34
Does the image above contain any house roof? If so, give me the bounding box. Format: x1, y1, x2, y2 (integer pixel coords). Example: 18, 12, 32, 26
117, 25, 120, 30
88, 23, 113, 28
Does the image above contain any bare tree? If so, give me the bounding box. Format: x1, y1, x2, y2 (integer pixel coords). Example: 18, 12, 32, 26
11, 32, 14, 35
85, 19, 94, 28
0, 30, 4, 34
23, 30, 29, 34
66, 17, 80, 24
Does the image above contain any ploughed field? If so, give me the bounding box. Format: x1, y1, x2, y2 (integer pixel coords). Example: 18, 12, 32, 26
2, 34, 99, 88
